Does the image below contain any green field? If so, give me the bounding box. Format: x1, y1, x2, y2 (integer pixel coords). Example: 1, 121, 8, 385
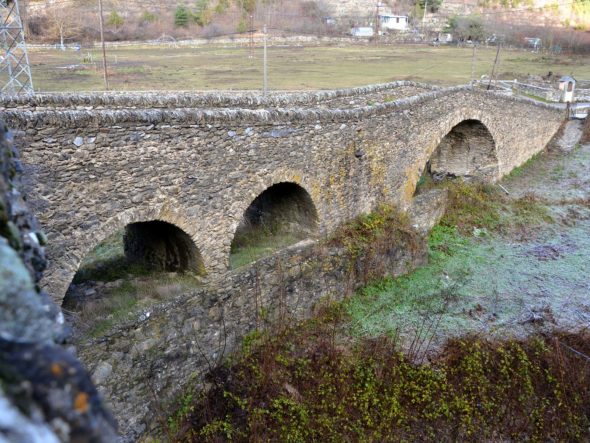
28, 44, 590, 92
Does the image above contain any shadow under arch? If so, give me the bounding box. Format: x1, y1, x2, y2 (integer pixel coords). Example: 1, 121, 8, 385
55, 204, 207, 305
229, 181, 319, 269
412, 115, 500, 197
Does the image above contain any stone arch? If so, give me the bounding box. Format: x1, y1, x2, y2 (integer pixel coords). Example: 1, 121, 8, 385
50, 202, 207, 304
228, 169, 323, 239
227, 171, 320, 268
407, 111, 500, 199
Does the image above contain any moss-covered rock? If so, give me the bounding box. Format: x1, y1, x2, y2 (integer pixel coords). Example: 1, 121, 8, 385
0, 121, 117, 442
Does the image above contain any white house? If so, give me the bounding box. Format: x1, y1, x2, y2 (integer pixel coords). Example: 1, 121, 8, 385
379, 14, 409, 32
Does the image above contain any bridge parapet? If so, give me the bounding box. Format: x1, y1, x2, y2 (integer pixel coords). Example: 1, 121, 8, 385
2, 86, 562, 128
0, 81, 437, 110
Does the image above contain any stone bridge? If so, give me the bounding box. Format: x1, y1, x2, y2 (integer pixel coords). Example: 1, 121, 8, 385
1, 82, 566, 439
2, 82, 564, 304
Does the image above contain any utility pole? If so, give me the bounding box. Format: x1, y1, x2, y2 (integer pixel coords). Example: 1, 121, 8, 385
487, 43, 501, 90
263, 24, 267, 97
248, 14, 254, 59
98, 0, 109, 91
374, 2, 380, 44
0, 0, 34, 94
422, 0, 428, 38
470, 44, 477, 87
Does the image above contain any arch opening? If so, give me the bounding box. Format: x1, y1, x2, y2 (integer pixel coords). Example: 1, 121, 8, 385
62, 220, 205, 321
124, 220, 204, 273
230, 182, 318, 269
415, 119, 498, 195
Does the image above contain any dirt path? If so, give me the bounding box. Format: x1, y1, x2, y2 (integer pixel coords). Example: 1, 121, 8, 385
347, 120, 590, 355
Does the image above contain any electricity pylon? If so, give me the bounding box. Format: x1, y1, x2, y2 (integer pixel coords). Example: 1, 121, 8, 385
0, 0, 34, 95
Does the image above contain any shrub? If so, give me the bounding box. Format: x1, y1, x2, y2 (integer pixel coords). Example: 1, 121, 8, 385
167, 313, 590, 442
107, 11, 124, 28
139, 10, 156, 25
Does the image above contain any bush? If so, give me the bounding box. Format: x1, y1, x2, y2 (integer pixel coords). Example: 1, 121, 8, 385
139, 10, 156, 25
168, 313, 590, 442
444, 14, 486, 41
236, 18, 248, 34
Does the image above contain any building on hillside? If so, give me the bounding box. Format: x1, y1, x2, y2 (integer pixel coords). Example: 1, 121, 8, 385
379, 14, 409, 31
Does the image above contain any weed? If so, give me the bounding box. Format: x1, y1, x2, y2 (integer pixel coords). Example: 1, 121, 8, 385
73, 230, 152, 283
506, 152, 543, 179
438, 180, 552, 236
85, 281, 138, 337
70, 272, 203, 337
168, 317, 590, 441
329, 204, 418, 258
230, 225, 306, 269
346, 224, 470, 337
439, 181, 503, 232
327, 204, 423, 285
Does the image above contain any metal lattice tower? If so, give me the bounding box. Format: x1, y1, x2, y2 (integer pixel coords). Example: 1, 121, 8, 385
0, 0, 33, 95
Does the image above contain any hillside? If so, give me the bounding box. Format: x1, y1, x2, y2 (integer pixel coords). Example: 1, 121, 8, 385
22, 0, 589, 46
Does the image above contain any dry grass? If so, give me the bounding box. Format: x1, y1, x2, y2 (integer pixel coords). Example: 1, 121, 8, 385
28, 44, 590, 92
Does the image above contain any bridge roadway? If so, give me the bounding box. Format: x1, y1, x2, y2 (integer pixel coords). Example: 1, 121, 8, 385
1, 82, 564, 303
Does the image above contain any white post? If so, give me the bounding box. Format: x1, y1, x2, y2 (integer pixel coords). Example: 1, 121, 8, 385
422, 0, 428, 38
98, 0, 109, 90
263, 24, 268, 97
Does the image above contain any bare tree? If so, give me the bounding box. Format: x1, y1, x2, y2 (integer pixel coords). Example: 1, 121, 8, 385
46, 2, 83, 49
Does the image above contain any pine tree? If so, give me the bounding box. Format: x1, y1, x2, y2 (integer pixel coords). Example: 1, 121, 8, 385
174, 5, 190, 27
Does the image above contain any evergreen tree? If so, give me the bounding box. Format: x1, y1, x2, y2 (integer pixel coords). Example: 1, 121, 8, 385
174, 5, 190, 27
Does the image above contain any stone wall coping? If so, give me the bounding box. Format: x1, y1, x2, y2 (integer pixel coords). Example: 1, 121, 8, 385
0, 81, 436, 109
2, 85, 563, 128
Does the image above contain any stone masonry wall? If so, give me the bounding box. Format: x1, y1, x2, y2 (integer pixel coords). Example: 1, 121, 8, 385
0, 81, 437, 110
2, 86, 564, 303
